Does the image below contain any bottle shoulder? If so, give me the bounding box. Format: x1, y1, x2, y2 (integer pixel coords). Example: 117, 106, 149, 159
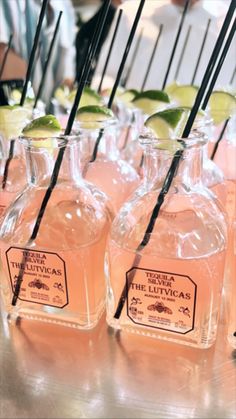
110, 188, 227, 258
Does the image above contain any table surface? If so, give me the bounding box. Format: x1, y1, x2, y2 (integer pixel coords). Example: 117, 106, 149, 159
0, 304, 236, 419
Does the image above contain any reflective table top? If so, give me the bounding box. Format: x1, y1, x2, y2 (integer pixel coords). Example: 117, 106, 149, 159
0, 305, 235, 419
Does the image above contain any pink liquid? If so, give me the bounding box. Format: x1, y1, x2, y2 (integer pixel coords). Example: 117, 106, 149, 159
208, 123, 225, 158
107, 242, 225, 348
226, 223, 236, 348
58, 114, 69, 130
225, 180, 236, 220
0, 156, 26, 221
84, 160, 140, 213
0, 190, 111, 329
209, 182, 227, 209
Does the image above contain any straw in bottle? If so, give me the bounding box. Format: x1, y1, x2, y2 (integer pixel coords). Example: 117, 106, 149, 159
174, 24, 192, 81
98, 9, 123, 94
162, 0, 190, 90
141, 24, 163, 91
34, 11, 63, 109
191, 19, 211, 85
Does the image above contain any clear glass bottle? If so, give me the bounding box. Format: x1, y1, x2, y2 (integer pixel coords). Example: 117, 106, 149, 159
75, 118, 140, 214
212, 116, 236, 348
106, 132, 227, 348
0, 134, 112, 329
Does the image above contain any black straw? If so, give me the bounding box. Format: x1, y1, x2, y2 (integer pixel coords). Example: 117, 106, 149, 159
122, 27, 144, 88
108, 0, 146, 108
113, 0, 236, 320
211, 118, 229, 160
141, 24, 163, 91
230, 64, 236, 84
98, 9, 123, 94
162, 0, 190, 89
1, 140, 15, 189
0, 34, 13, 80
11, 0, 111, 306
31, 41, 42, 86
34, 11, 63, 108
89, 0, 146, 164
202, 18, 236, 110
65, 0, 111, 136
191, 19, 211, 85
174, 24, 192, 81
20, 0, 48, 106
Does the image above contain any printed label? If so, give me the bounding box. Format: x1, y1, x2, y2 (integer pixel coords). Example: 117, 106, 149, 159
126, 267, 196, 334
6, 247, 68, 308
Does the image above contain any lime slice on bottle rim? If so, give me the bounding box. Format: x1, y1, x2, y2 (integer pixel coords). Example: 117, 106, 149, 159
145, 107, 190, 139
23, 114, 61, 138
54, 85, 71, 108
0, 105, 32, 140
118, 89, 139, 106
164, 81, 179, 96
208, 91, 236, 125
169, 84, 199, 107
76, 105, 114, 129
132, 90, 170, 115
68, 86, 102, 108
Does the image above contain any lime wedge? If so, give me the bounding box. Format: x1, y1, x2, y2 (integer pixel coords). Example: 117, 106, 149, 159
169, 85, 199, 107
208, 91, 236, 125
0, 105, 31, 140
132, 90, 170, 114
118, 89, 139, 105
101, 86, 125, 98
145, 107, 190, 138
10, 89, 22, 103
76, 105, 114, 129
22, 115, 61, 138
164, 81, 179, 96
68, 86, 102, 108
54, 85, 71, 108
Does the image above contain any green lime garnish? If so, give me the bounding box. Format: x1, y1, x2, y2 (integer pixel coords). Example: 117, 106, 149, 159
76, 105, 114, 129
169, 84, 199, 107
22, 115, 61, 138
208, 90, 236, 125
145, 107, 190, 138
118, 89, 139, 105
164, 81, 179, 95
68, 86, 102, 108
0, 105, 31, 139
132, 90, 170, 114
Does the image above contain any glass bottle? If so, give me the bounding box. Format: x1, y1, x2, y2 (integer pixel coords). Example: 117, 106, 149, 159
0, 134, 112, 329
75, 118, 140, 214
106, 131, 227, 348
212, 116, 236, 348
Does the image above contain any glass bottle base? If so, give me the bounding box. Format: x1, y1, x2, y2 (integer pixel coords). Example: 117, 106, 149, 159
3, 301, 105, 330
106, 317, 216, 349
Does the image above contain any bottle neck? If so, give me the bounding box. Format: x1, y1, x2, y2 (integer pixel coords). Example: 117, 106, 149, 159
142, 140, 204, 190
23, 137, 83, 187
173, 146, 203, 187
77, 123, 120, 162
